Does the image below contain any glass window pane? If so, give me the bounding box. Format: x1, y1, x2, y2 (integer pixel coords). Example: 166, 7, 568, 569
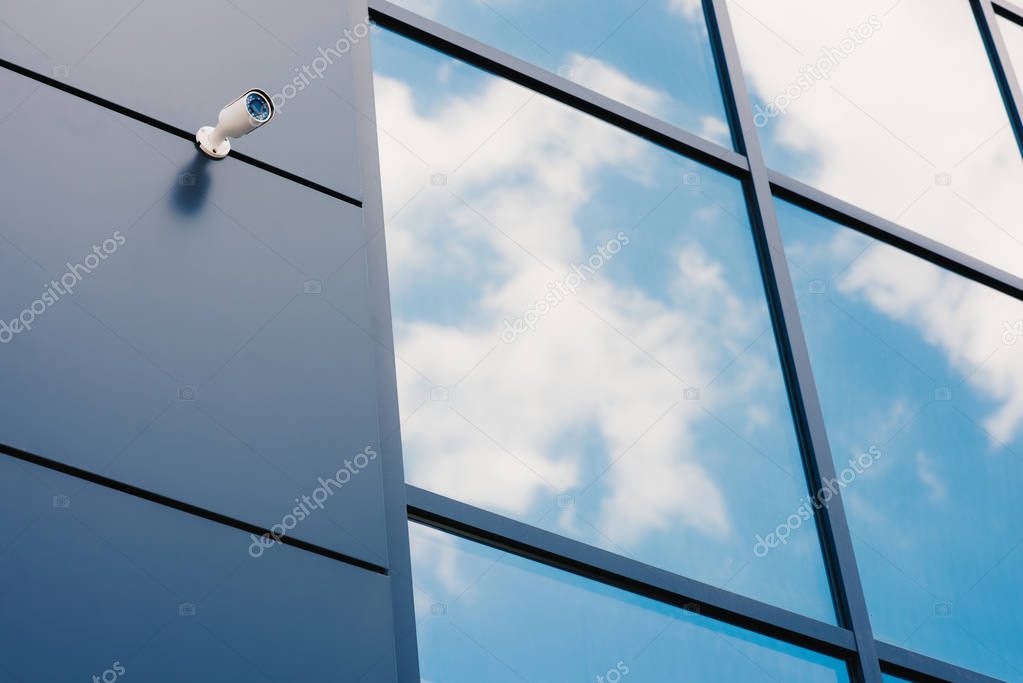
374, 30, 835, 622
411, 522, 850, 682
776, 199, 1023, 682
385, 0, 732, 146
0, 455, 396, 681
728, 0, 1023, 278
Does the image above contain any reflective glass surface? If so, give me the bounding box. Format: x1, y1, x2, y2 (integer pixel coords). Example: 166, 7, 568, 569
728, 0, 1023, 278
776, 200, 1023, 681
410, 523, 850, 682
0, 455, 396, 682
387, 0, 732, 146
374, 30, 834, 621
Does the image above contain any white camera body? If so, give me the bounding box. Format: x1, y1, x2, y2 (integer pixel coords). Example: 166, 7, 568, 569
196, 89, 274, 158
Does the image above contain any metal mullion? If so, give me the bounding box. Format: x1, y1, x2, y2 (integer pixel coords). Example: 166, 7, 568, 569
877, 641, 1008, 683
363, 2, 1015, 681
769, 170, 1023, 302
972, 0, 1023, 162
407, 485, 858, 659
993, 0, 1023, 26
366, 0, 749, 179
368, 0, 1023, 306
699, 0, 882, 680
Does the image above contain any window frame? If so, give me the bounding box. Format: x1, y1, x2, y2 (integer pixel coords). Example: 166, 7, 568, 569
2, 0, 1019, 680
364, 1, 1023, 681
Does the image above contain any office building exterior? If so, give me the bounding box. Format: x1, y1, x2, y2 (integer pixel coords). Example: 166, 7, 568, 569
1, 0, 1021, 681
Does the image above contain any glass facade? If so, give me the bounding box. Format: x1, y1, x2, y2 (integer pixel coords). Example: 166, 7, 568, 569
370, 1, 1023, 682
387, 0, 731, 144
410, 522, 849, 683
373, 28, 834, 623
2, 0, 1022, 682
727, 0, 1023, 280
776, 200, 1023, 680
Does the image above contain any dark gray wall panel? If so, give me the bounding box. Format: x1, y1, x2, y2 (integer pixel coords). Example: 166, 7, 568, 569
0, 455, 397, 682
0, 56, 38, 118
0, 0, 366, 198
0, 66, 387, 567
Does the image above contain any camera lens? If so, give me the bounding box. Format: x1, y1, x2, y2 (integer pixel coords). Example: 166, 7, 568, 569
245, 92, 271, 122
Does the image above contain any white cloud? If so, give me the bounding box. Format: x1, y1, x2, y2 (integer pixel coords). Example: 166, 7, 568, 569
373, 56, 797, 550
727, 0, 1023, 447
566, 52, 668, 120
667, 0, 703, 21
729, 0, 1023, 277
836, 242, 1023, 445
698, 115, 731, 147
914, 450, 947, 503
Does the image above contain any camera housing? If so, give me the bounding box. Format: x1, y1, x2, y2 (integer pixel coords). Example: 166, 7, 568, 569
196, 89, 274, 159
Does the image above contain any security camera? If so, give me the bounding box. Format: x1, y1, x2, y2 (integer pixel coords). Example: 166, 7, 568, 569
195, 89, 274, 158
